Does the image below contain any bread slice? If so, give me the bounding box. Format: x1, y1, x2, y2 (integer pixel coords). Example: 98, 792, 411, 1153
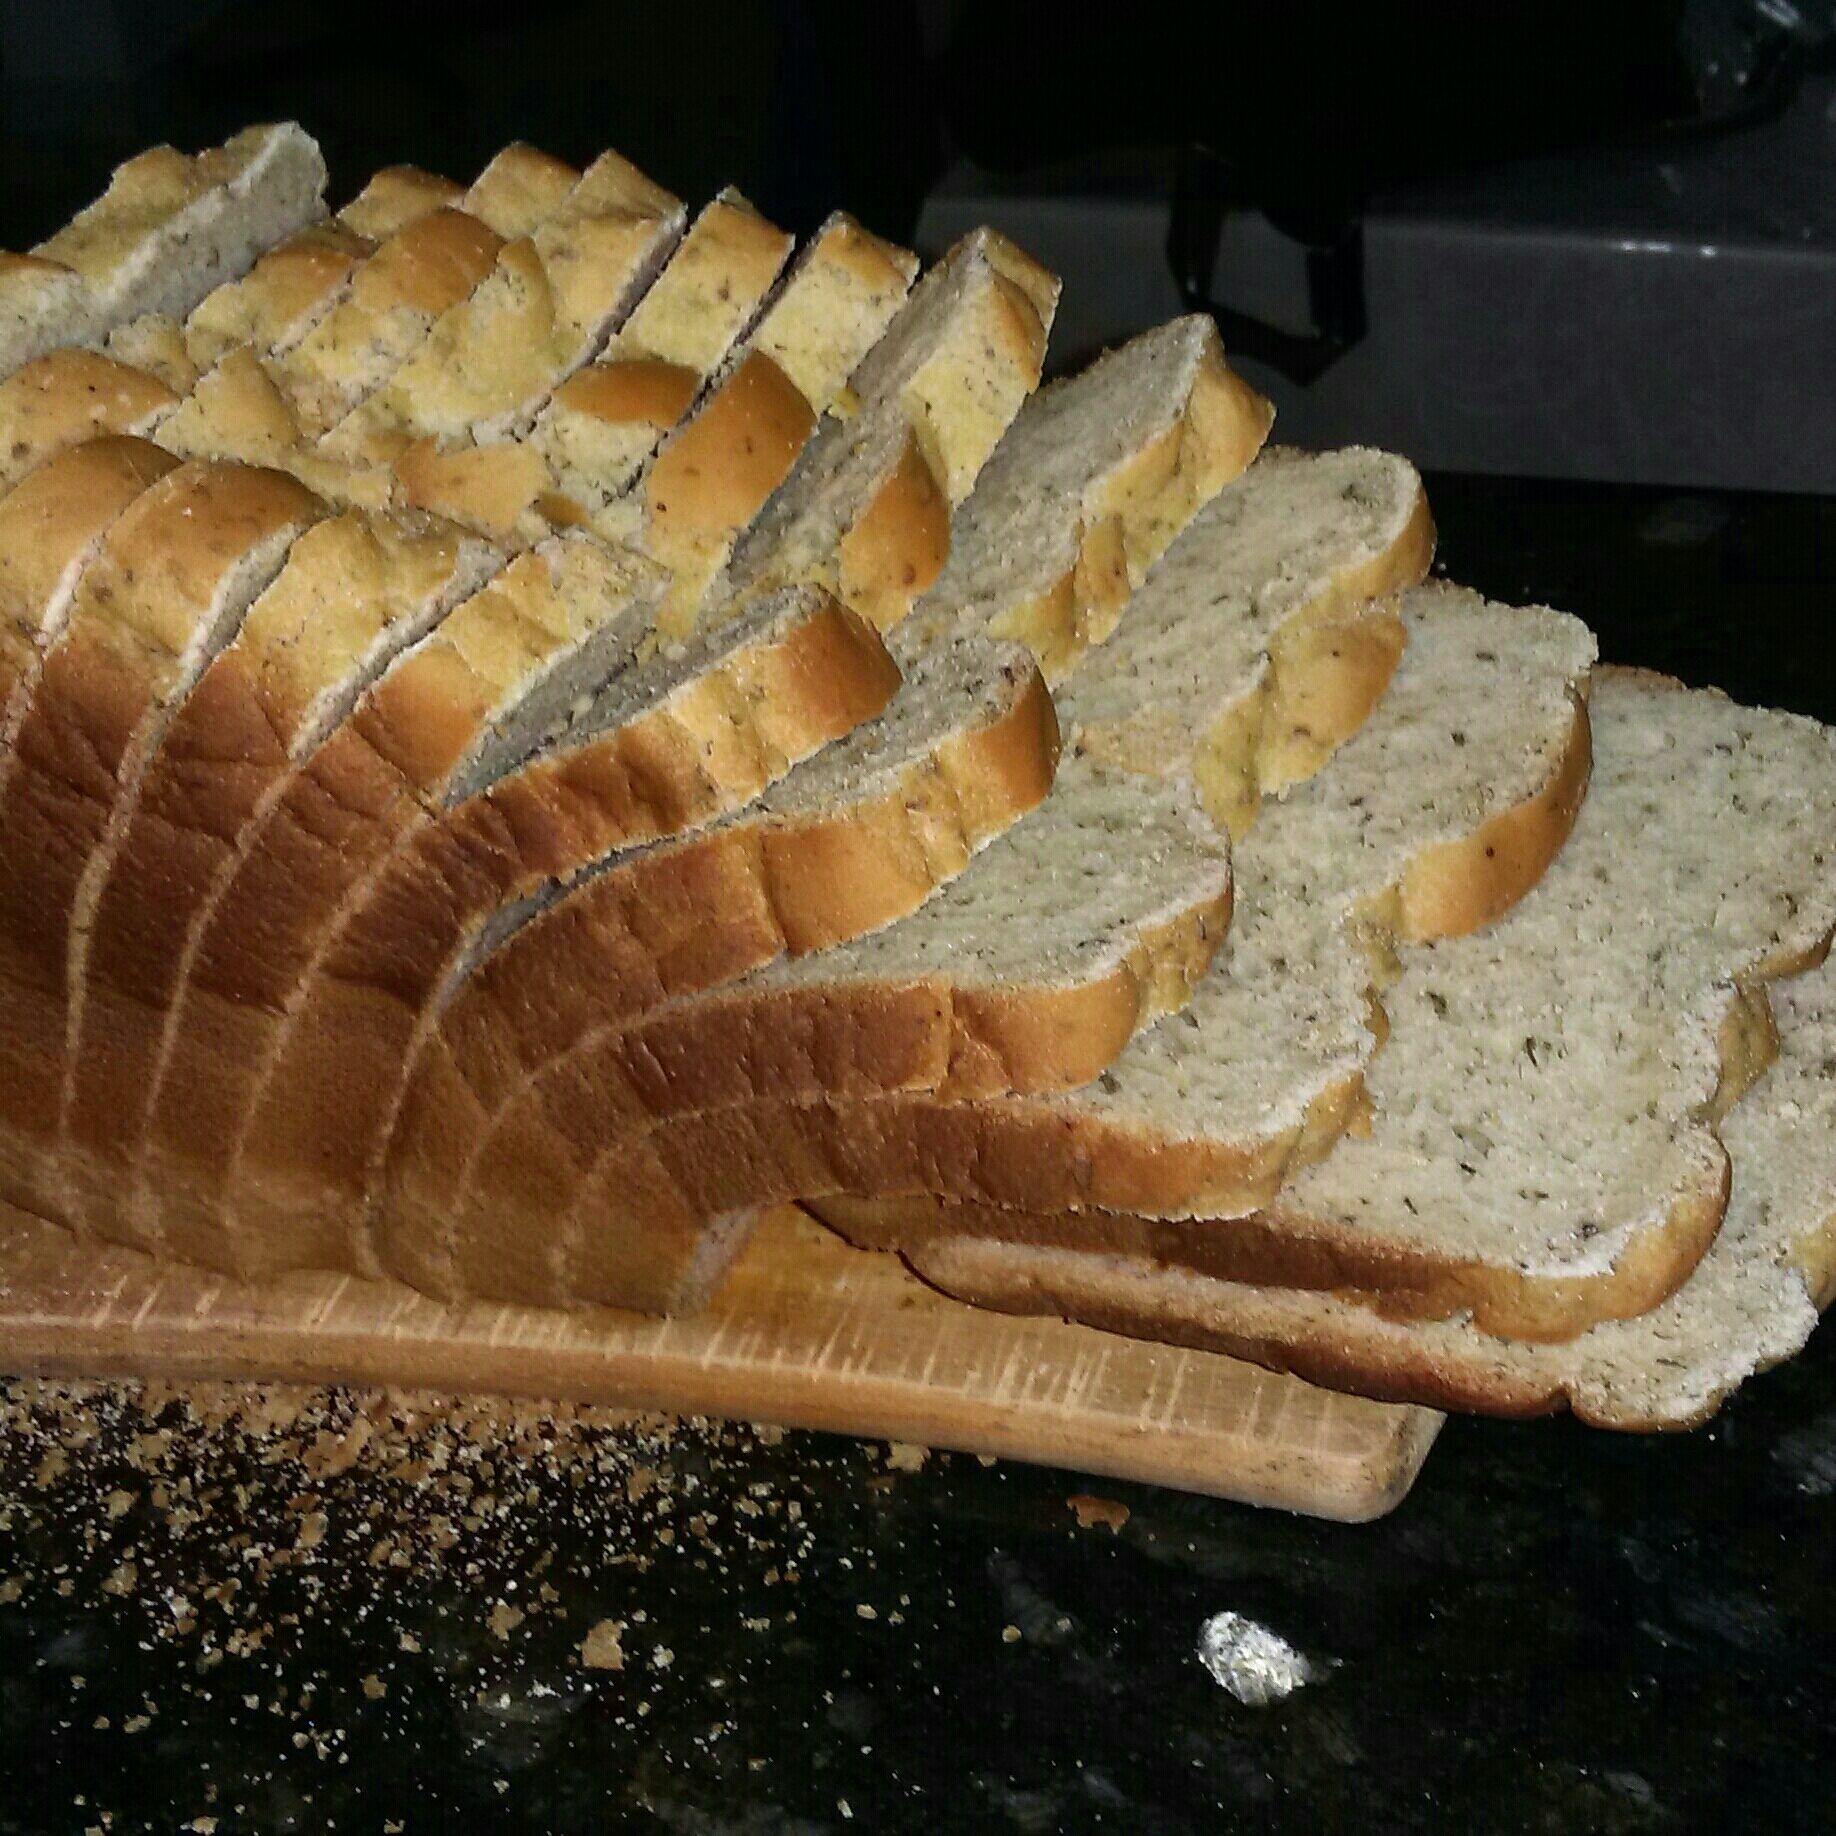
892, 718, 1836, 1426
0, 350, 181, 493
459, 145, 583, 239
891, 317, 1274, 681
57, 509, 503, 1242
179, 220, 371, 373
841, 668, 1836, 1350
841, 228, 1061, 502
746, 213, 922, 413
252, 206, 506, 441
0, 124, 329, 376
373, 635, 1058, 1297
333, 166, 465, 242
321, 154, 685, 466
521, 189, 793, 515
541, 587, 1591, 1315
0, 439, 181, 771
0, 460, 322, 1214
696, 229, 1060, 637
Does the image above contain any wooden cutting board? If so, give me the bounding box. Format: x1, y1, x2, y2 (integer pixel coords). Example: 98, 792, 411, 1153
0, 1198, 1442, 1522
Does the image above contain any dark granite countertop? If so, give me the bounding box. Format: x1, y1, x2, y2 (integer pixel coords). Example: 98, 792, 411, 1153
4, 475, 1836, 1834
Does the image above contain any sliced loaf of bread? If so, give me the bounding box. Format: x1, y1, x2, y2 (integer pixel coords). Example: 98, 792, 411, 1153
128, 534, 666, 1263
59, 509, 503, 1241
414, 752, 1231, 1308
890, 317, 1273, 681
0, 124, 329, 377
225, 586, 901, 1263
0, 460, 322, 1214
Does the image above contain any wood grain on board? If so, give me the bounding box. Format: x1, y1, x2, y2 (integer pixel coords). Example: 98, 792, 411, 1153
0, 1199, 1442, 1522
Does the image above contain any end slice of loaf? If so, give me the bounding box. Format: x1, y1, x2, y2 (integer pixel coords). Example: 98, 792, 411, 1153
891, 316, 1273, 681
898, 938, 1836, 1432
1, 124, 329, 376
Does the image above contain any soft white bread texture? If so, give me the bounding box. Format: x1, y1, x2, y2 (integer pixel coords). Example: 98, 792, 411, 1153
842, 667, 1836, 1358
58, 509, 504, 1242
891, 317, 1274, 681
0, 124, 329, 377
0, 460, 323, 1216
376, 636, 1060, 1301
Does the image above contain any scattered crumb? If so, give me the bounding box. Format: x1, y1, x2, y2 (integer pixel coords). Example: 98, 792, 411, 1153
1002, 1624, 1021, 1644
884, 1441, 928, 1473
579, 1618, 626, 1671
487, 1600, 525, 1641
1066, 1493, 1130, 1533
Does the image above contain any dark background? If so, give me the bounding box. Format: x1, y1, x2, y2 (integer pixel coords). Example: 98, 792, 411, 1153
0, 2, 1807, 257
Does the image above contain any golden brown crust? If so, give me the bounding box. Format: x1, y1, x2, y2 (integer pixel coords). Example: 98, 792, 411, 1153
0, 461, 321, 1221
835, 431, 951, 631
555, 356, 700, 432
0, 350, 178, 492
336, 165, 464, 242
0, 438, 179, 713
395, 436, 551, 544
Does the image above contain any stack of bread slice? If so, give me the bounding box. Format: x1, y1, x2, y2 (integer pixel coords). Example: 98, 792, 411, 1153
0, 125, 1831, 1435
